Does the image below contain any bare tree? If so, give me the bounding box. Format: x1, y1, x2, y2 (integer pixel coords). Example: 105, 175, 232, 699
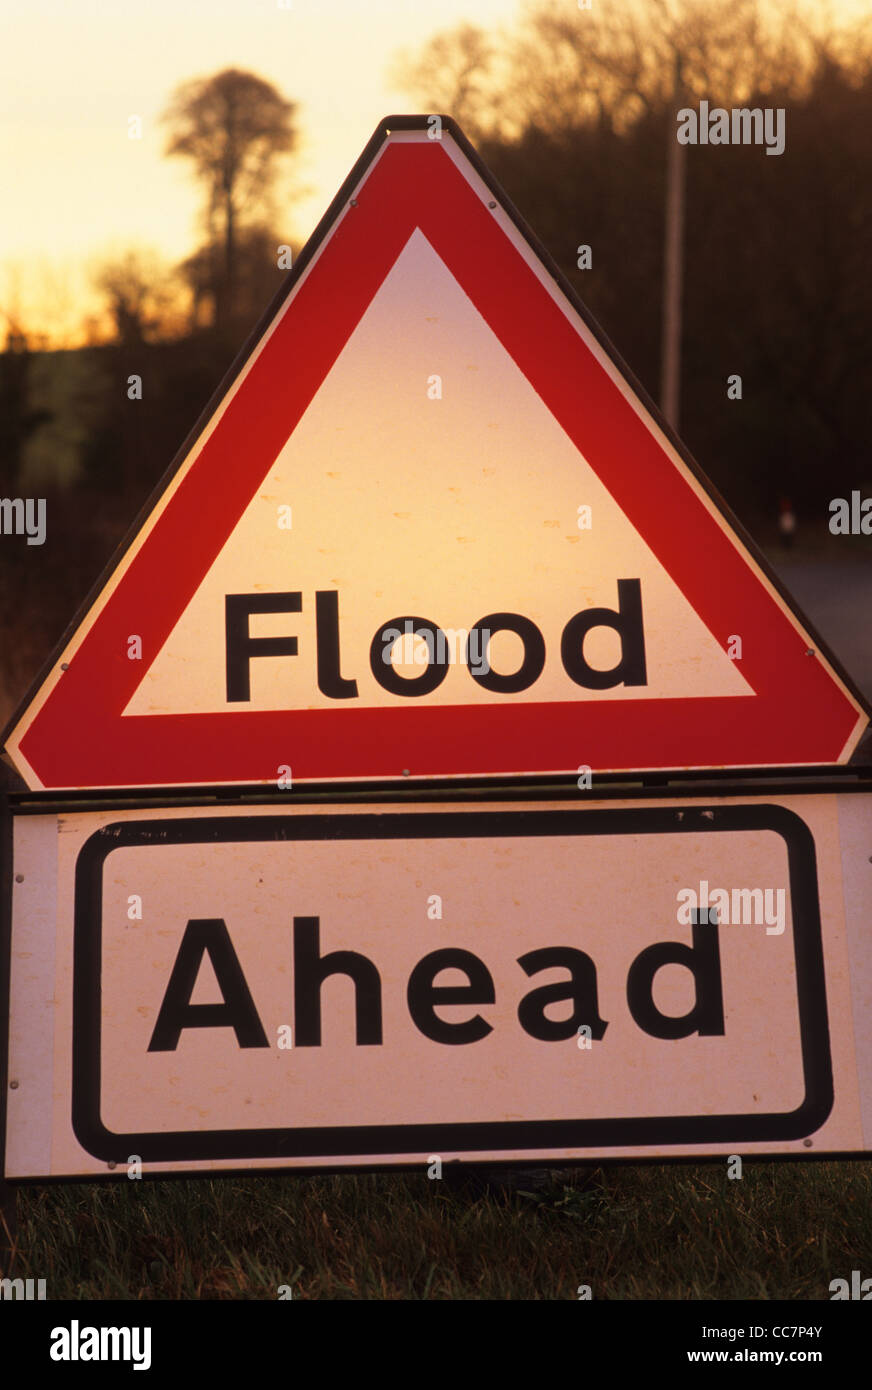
388, 23, 502, 138
503, 0, 818, 137
162, 69, 298, 327
394, 1, 823, 142
178, 226, 295, 333
92, 249, 181, 345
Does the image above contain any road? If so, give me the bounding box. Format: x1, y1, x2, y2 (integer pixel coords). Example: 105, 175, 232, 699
772, 560, 872, 703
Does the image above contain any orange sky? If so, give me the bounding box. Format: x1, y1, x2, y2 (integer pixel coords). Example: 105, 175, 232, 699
0, 0, 526, 341
0, 0, 866, 343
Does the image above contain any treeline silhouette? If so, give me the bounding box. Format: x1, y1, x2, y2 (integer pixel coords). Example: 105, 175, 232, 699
472, 55, 872, 523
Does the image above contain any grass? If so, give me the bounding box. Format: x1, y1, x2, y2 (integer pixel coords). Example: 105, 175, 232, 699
6, 1159, 872, 1300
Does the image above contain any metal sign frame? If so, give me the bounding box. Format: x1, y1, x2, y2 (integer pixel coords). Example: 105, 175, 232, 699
1, 114, 869, 792
1, 118, 869, 1199
3, 768, 871, 1186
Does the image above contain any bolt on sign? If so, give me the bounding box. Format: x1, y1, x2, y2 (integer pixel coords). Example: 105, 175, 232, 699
1, 117, 867, 790
4, 791, 872, 1176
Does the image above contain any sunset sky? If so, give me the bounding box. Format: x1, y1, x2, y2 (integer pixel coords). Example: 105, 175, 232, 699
0, 0, 867, 341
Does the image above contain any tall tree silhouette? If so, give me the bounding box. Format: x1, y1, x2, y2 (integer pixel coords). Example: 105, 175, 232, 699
162, 69, 298, 329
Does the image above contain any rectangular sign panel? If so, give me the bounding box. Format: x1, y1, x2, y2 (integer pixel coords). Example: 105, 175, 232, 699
5, 793, 872, 1177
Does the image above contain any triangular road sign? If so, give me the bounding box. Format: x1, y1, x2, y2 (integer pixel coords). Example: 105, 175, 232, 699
3, 117, 868, 790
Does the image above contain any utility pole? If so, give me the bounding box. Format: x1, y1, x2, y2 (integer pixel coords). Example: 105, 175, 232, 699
660, 49, 686, 431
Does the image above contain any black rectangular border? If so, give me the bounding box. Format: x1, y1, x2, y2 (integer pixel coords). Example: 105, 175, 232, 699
70, 803, 832, 1163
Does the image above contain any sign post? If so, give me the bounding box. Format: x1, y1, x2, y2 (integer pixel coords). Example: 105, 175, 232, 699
0, 788, 17, 1268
